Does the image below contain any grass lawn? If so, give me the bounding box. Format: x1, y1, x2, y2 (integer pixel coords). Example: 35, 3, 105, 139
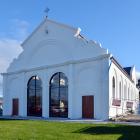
0, 120, 140, 140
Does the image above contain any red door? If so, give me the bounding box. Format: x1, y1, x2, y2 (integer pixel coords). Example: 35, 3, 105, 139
82, 96, 94, 118
12, 98, 19, 116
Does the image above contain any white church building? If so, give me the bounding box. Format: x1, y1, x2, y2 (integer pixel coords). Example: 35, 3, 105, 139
2, 18, 139, 120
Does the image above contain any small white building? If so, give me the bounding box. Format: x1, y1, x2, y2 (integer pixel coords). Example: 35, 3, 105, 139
2, 18, 139, 120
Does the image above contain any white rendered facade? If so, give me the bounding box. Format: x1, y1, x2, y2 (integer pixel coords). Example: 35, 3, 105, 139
109, 58, 139, 118
2, 18, 139, 120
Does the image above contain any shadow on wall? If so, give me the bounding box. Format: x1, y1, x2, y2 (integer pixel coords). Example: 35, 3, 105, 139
74, 125, 140, 140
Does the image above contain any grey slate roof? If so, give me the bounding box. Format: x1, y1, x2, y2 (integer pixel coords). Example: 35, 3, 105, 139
123, 67, 132, 76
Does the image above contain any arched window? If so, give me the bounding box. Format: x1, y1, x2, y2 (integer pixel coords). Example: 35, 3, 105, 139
27, 76, 42, 116
49, 72, 68, 118
124, 84, 127, 100
130, 89, 133, 100
112, 77, 115, 98
128, 87, 130, 100
119, 82, 121, 99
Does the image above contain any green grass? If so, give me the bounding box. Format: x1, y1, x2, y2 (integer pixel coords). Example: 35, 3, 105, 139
0, 120, 140, 140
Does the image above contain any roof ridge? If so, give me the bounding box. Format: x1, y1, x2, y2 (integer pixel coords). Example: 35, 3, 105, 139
21, 18, 78, 48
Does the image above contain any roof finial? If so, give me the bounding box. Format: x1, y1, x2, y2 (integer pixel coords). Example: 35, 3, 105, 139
44, 7, 50, 18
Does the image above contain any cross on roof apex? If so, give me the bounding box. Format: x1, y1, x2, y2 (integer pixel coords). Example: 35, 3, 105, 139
44, 7, 50, 18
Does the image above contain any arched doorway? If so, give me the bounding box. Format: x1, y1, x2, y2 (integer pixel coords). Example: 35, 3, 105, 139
27, 76, 42, 116
49, 72, 68, 118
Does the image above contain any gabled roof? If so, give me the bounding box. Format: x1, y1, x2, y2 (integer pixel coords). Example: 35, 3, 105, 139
110, 57, 133, 82
4, 17, 108, 73
21, 18, 77, 47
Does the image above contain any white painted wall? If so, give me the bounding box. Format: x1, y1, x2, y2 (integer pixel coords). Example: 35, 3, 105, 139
2, 18, 139, 121
3, 54, 110, 120
7, 19, 107, 73
109, 61, 139, 118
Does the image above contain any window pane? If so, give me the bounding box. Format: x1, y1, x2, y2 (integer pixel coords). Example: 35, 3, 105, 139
50, 73, 59, 87
49, 72, 68, 118
28, 78, 36, 89
36, 78, 42, 87
27, 76, 42, 117
60, 87, 68, 102
60, 73, 68, 86
60, 87, 68, 117
50, 88, 59, 106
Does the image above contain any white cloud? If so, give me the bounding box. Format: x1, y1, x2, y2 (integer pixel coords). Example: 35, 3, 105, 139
0, 38, 23, 96
0, 38, 23, 71
0, 19, 29, 96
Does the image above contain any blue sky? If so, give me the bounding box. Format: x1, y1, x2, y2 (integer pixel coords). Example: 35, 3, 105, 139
0, 0, 140, 96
